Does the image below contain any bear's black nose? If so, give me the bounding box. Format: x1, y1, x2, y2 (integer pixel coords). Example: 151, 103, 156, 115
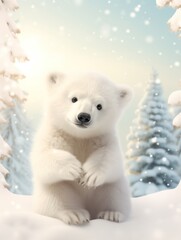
78, 113, 91, 124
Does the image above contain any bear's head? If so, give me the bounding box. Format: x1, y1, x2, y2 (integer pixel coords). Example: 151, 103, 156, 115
45, 72, 132, 138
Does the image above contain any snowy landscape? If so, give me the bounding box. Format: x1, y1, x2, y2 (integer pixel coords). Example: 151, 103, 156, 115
1, 0, 181, 239
0, 184, 181, 240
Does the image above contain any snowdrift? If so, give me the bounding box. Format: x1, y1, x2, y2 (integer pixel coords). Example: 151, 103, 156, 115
0, 184, 181, 240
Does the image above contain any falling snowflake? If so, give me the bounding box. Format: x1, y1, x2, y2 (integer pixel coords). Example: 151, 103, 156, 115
174, 61, 180, 67
130, 12, 136, 18
162, 157, 167, 162
104, 9, 110, 15
144, 20, 150, 26
135, 4, 141, 12
151, 137, 157, 143
145, 35, 154, 44
155, 78, 161, 84
100, 25, 111, 38
112, 26, 118, 32
74, 0, 83, 6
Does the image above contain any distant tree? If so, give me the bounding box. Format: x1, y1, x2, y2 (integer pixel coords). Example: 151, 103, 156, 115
1, 100, 32, 194
126, 72, 180, 197
0, 0, 27, 188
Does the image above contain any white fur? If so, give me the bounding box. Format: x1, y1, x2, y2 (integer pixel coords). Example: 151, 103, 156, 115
31, 72, 132, 225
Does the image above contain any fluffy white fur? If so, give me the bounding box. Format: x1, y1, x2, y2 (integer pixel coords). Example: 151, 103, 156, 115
31, 72, 132, 225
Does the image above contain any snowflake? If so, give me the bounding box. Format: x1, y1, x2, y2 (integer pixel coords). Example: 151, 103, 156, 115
151, 137, 158, 143
74, 0, 83, 6
174, 61, 180, 67
104, 9, 110, 15
126, 29, 131, 34
59, 26, 65, 31
175, 49, 180, 54
100, 25, 111, 38
137, 50, 142, 54
145, 35, 154, 44
144, 20, 150, 26
130, 12, 136, 18
135, 4, 141, 12
112, 26, 118, 32
155, 78, 161, 84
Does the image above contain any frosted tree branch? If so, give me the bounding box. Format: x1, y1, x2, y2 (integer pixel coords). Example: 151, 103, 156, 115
156, 0, 181, 35
0, 163, 9, 189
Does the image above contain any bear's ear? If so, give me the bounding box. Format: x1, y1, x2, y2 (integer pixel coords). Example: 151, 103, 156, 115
118, 85, 133, 103
47, 73, 65, 88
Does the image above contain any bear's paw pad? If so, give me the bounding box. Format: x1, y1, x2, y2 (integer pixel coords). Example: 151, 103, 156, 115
58, 209, 90, 225
97, 211, 125, 223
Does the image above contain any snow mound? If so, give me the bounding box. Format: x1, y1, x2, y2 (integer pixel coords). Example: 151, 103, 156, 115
0, 185, 181, 240
168, 90, 181, 126
168, 90, 181, 106
173, 112, 181, 127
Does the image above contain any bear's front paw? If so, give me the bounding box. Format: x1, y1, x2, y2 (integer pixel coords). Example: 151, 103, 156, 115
60, 159, 82, 181
97, 211, 125, 223
58, 209, 90, 225
79, 164, 105, 188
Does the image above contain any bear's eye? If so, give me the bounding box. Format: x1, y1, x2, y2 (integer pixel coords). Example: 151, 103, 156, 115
97, 104, 102, 111
72, 97, 78, 103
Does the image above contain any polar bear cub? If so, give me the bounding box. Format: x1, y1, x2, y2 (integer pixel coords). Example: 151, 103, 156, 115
31, 72, 132, 225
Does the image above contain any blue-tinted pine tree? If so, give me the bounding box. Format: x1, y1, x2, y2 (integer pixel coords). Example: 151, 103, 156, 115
1, 100, 32, 194
126, 72, 180, 197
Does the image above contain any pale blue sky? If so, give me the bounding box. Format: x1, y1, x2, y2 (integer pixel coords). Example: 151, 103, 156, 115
17, 0, 181, 149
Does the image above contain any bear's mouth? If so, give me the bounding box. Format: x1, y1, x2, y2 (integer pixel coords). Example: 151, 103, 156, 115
75, 123, 89, 128
74, 119, 91, 129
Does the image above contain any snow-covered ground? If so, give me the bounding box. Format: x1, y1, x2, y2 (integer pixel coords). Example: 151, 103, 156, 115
0, 184, 181, 240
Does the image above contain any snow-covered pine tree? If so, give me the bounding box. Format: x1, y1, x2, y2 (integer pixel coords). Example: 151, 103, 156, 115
126, 71, 180, 197
0, 0, 27, 188
1, 100, 32, 194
